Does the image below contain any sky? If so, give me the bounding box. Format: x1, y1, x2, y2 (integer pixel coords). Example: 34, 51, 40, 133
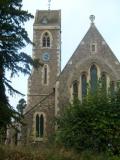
9, 0, 120, 108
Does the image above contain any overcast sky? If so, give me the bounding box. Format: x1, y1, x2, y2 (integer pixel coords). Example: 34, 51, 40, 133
10, 0, 120, 108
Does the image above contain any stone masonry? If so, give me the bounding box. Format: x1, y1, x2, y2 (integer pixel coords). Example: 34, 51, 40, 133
22, 11, 120, 144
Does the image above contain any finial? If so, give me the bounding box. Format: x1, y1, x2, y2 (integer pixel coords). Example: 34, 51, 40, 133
89, 15, 95, 24
48, 0, 51, 10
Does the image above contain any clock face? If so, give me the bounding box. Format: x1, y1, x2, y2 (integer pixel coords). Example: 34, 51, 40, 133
42, 52, 50, 61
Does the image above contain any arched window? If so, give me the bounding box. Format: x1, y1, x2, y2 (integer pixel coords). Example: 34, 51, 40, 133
110, 81, 115, 96
40, 115, 44, 137
35, 114, 44, 138
101, 73, 107, 91
72, 80, 78, 99
43, 65, 48, 85
36, 114, 40, 137
42, 32, 50, 48
44, 66, 47, 84
81, 74, 87, 97
90, 64, 97, 93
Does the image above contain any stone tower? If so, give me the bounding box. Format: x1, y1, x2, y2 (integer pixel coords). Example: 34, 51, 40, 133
23, 10, 61, 143
27, 10, 61, 110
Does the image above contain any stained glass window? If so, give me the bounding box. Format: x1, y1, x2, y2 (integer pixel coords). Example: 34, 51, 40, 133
81, 74, 87, 97
90, 65, 97, 93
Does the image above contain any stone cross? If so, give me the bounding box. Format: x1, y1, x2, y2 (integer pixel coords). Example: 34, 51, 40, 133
89, 15, 95, 23
48, 0, 51, 10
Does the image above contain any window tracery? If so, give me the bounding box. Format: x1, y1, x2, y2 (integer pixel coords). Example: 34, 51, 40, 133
35, 113, 44, 138
42, 32, 51, 48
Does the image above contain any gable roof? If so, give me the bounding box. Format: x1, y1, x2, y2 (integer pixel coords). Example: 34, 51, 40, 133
59, 22, 120, 80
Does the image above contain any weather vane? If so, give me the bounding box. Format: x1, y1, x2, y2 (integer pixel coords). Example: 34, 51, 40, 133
89, 15, 95, 23
48, 0, 51, 10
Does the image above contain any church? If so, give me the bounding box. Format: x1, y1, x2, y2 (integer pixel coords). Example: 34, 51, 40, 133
22, 10, 120, 144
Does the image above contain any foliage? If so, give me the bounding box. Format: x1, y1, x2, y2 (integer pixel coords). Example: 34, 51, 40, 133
56, 84, 120, 155
0, 0, 40, 130
0, 0, 34, 90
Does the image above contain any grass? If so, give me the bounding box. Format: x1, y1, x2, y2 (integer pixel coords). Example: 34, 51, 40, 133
0, 145, 119, 160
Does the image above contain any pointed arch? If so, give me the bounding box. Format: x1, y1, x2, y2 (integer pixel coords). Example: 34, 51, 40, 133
101, 72, 107, 91
40, 114, 44, 137
44, 65, 48, 84
36, 114, 40, 137
34, 112, 45, 138
42, 64, 49, 85
41, 31, 52, 48
90, 64, 98, 92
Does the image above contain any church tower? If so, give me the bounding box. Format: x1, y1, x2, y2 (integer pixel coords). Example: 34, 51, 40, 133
23, 10, 61, 143
27, 10, 61, 110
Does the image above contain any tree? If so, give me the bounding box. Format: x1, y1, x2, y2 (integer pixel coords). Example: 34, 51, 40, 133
0, 0, 39, 129
56, 84, 120, 155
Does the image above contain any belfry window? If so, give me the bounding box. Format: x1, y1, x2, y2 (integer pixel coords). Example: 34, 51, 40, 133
72, 80, 78, 99
90, 65, 98, 93
81, 74, 87, 97
42, 32, 50, 48
35, 114, 44, 138
47, 37, 50, 47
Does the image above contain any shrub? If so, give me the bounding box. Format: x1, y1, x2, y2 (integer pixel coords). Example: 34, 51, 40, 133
56, 85, 120, 155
